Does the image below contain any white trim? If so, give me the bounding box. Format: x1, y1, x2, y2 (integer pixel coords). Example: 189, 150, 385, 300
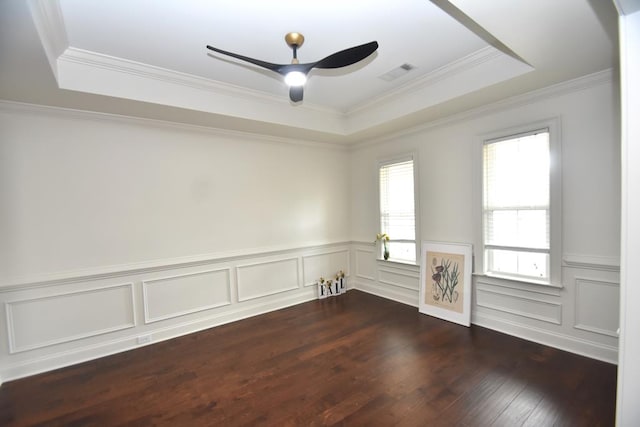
563, 254, 621, 272
474, 117, 562, 287
377, 152, 419, 264
475, 286, 563, 325
142, 268, 232, 324
352, 69, 612, 150
0, 100, 347, 152
27, 0, 68, 79
58, 47, 339, 119
235, 257, 300, 302
354, 281, 419, 308
301, 249, 351, 287
616, 9, 640, 425
573, 278, 620, 338
0, 242, 344, 382
5, 283, 135, 354
378, 268, 420, 291
0, 289, 317, 382
0, 240, 351, 290
472, 311, 618, 364
474, 274, 562, 296
354, 248, 376, 281
349, 47, 503, 115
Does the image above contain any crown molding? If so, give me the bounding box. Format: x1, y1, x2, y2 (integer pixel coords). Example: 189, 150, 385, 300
0, 100, 348, 151
350, 68, 614, 150
58, 48, 336, 117
55, 47, 347, 135
348, 46, 501, 115
27, 0, 68, 79
344, 46, 533, 134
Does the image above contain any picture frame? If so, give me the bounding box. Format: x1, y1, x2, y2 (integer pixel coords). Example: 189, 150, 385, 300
419, 241, 473, 327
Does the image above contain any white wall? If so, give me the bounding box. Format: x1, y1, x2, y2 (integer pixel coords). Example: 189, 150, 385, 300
0, 102, 351, 381
616, 7, 640, 426
350, 70, 621, 362
0, 104, 349, 282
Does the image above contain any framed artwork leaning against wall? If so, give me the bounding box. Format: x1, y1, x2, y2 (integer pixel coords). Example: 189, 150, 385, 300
419, 241, 473, 327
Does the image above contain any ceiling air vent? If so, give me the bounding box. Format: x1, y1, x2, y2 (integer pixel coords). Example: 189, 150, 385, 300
378, 63, 416, 81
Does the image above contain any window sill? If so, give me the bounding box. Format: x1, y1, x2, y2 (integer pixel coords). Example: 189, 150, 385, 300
376, 258, 418, 267
472, 272, 563, 289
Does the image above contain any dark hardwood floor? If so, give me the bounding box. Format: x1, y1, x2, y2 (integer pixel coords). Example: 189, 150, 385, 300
0, 290, 616, 426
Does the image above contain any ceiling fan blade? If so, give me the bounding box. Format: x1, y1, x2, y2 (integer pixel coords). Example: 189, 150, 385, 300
312, 41, 378, 69
206, 45, 283, 72
289, 86, 304, 102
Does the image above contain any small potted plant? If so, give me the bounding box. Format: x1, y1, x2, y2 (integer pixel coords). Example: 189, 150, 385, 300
374, 233, 390, 260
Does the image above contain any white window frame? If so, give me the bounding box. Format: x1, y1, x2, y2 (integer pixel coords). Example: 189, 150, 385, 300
474, 118, 562, 287
377, 153, 420, 265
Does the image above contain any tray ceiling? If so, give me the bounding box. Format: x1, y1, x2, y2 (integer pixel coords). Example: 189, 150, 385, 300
0, 0, 618, 143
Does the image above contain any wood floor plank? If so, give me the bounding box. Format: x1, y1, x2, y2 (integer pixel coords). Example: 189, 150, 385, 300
0, 291, 616, 426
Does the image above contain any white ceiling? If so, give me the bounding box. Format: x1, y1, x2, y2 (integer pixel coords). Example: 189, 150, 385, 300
0, 0, 618, 144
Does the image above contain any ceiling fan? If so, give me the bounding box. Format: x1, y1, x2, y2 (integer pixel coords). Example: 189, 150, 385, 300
206, 33, 378, 103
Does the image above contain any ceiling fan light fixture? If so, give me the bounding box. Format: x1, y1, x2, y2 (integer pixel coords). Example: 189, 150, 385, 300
207, 35, 378, 102
284, 71, 307, 87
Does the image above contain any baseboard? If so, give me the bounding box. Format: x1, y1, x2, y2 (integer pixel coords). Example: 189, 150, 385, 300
354, 281, 617, 364
472, 311, 618, 364
1, 290, 316, 382
354, 280, 418, 307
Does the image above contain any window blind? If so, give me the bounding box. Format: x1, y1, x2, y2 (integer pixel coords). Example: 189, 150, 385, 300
380, 160, 415, 241
483, 130, 550, 279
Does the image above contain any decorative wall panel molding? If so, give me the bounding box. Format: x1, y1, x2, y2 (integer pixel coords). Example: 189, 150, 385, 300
5, 283, 135, 353
475, 285, 562, 325
473, 275, 562, 296
563, 254, 620, 272
142, 268, 231, 323
302, 249, 349, 287
355, 248, 375, 281
574, 278, 620, 337
0, 236, 351, 291
236, 257, 299, 302
354, 280, 419, 308
473, 311, 618, 364
1, 288, 315, 382
0, 243, 341, 382
378, 265, 420, 291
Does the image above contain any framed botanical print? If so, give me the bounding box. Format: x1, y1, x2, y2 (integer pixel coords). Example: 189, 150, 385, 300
419, 241, 473, 326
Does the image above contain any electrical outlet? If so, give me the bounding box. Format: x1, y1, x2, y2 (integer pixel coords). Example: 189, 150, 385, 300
137, 334, 152, 345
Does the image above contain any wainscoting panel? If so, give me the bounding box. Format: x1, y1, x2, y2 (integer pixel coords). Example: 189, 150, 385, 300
351, 243, 420, 307
302, 250, 349, 287
0, 245, 620, 382
378, 266, 420, 291
355, 248, 375, 281
236, 257, 300, 302
574, 278, 620, 337
475, 284, 562, 325
471, 254, 620, 363
0, 243, 349, 382
142, 268, 231, 323
6, 283, 135, 354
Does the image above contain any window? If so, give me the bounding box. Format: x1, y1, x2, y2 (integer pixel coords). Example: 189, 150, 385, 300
481, 124, 560, 284
379, 156, 416, 263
